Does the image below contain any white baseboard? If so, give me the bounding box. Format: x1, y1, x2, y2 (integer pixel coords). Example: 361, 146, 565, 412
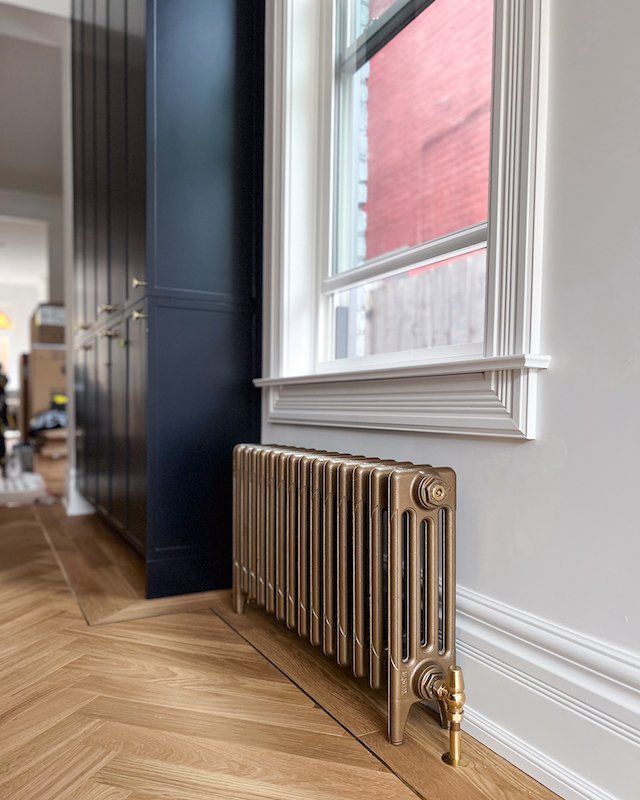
63, 466, 94, 516
457, 587, 640, 800
464, 708, 618, 800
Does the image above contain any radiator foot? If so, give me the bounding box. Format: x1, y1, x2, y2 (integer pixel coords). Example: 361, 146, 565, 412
418, 665, 466, 767
388, 699, 413, 746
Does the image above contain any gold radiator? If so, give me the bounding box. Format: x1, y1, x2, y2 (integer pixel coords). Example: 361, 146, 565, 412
232, 444, 466, 766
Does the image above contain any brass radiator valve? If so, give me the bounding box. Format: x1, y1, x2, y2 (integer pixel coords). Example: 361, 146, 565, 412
418, 665, 466, 767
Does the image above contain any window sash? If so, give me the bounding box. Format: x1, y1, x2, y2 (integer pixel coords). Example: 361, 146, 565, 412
341, 0, 438, 73
334, 0, 491, 279
331, 0, 491, 363
325, 222, 487, 294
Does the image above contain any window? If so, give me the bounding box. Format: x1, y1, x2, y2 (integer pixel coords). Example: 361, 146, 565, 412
329, 0, 492, 364
259, 0, 550, 438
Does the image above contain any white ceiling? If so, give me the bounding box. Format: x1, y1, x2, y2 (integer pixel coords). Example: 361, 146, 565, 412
0, 216, 49, 290
0, 2, 65, 197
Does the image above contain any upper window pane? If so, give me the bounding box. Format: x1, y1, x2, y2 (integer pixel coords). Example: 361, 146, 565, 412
353, 0, 399, 39
336, 0, 494, 272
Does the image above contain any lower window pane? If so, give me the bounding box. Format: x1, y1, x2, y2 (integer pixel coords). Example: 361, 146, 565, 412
333, 248, 486, 360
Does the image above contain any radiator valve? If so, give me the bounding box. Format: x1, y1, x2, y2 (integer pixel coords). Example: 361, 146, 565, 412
414, 473, 450, 509
418, 665, 466, 767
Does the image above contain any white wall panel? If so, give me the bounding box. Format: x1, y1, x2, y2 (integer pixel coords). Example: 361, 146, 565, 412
261, 2, 640, 797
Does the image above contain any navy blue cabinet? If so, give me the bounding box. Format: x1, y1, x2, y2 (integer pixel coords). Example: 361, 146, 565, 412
72, 0, 263, 597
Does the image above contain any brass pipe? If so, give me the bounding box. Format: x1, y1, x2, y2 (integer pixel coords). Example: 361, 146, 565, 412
417, 665, 466, 767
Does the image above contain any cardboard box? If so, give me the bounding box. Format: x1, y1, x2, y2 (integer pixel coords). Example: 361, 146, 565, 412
37, 428, 67, 441
30, 304, 65, 346
36, 429, 68, 460
26, 348, 66, 418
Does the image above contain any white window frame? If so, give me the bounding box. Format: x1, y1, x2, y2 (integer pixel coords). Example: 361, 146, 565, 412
257, 0, 551, 439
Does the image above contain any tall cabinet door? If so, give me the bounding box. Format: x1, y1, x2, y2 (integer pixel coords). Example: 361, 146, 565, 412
126, 0, 147, 304
95, 328, 113, 516
126, 306, 147, 553
83, 335, 98, 504
95, 0, 110, 317
72, 0, 86, 332
108, 0, 127, 310
82, 0, 97, 329
110, 325, 128, 532
74, 342, 88, 493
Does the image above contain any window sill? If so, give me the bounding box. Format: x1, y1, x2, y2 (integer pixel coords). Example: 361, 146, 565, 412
256, 353, 550, 439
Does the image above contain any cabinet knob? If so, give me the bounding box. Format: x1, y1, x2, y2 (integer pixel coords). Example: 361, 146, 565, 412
98, 304, 117, 314
100, 328, 120, 338
132, 277, 147, 289
132, 310, 147, 321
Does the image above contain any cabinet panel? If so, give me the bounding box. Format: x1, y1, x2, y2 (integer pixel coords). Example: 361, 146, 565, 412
126, 0, 147, 303
127, 307, 147, 553
153, 0, 242, 299
147, 301, 259, 591
72, 0, 85, 331
95, 0, 110, 315
95, 329, 111, 515
82, 0, 97, 328
74, 342, 87, 492
72, 0, 263, 597
83, 336, 98, 504
110, 321, 128, 530
108, 0, 127, 310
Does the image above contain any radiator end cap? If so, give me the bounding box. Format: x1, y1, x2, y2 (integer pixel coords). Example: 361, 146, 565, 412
414, 473, 450, 510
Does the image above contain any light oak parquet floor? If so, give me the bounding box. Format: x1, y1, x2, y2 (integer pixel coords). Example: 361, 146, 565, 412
1, 505, 560, 800
212, 598, 562, 800
33, 505, 231, 625
0, 506, 418, 800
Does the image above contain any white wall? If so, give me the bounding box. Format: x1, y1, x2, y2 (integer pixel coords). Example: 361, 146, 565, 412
0, 215, 49, 391
0, 189, 64, 304
0, 0, 70, 19
261, 3, 640, 799
0, 284, 44, 391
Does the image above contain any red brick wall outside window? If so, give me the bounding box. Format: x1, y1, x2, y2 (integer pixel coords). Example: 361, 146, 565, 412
334, 0, 493, 359
363, 0, 493, 261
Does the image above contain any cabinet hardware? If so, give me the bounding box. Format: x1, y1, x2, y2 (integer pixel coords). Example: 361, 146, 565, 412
100, 329, 120, 338
98, 304, 117, 314
132, 277, 147, 289
132, 310, 148, 321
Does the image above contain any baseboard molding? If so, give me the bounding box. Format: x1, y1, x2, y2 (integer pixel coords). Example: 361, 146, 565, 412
456, 587, 640, 800
63, 467, 94, 516
464, 708, 618, 800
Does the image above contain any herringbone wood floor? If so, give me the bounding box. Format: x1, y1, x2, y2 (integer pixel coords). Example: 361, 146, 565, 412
0, 505, 559, 800
0, 506, 416, 799
34, 505, 230, 626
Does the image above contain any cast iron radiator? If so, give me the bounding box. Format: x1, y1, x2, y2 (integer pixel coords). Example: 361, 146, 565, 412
232, 444, 466, 765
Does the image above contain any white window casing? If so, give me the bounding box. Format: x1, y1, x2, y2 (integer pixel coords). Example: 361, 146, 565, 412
257, 0, 550, 439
